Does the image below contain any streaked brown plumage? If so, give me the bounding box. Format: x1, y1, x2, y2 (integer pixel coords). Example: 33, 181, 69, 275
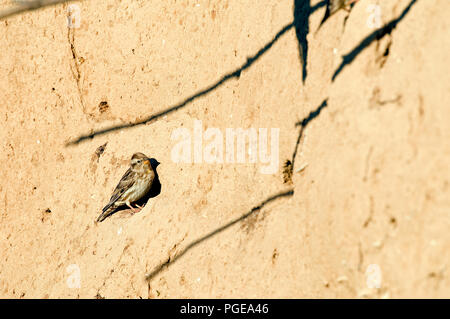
96, 152, 155, 222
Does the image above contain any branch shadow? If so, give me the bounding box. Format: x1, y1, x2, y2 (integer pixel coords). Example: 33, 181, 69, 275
0, 0, 80, 20
68, 1, 328, 146
317, 0, 333, 31
283, 99, 328, 183
316, 0, 358, 32
293, 0, 327, 83
67, 22, 295, 145
145, 189, 294, 282
291, 99, 328, 169
331, 0, 418, 82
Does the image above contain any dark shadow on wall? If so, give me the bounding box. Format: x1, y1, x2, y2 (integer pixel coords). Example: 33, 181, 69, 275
135, 158, 161, 206
332, 0, 418, 81
67, 1, 329, 146
316, 0, 357, 32
283, 98, 328, 183
293, 0, 311, 84
293, 0, 327, 83
5, 0, 416, 145
67, 22, 295, 145
292, 99, 328, 170
0, 0, 80, 20
145, 189, 294, 282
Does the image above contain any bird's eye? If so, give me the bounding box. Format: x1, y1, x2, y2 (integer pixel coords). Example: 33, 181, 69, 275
137, 160, 141, 163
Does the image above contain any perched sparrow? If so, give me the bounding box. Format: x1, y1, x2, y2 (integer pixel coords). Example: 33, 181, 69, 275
96, 152, 155, 222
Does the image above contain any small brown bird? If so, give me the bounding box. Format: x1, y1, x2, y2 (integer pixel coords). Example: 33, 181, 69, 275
96, 152, 155, 222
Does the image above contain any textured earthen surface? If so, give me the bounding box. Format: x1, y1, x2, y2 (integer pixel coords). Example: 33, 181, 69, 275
0, 0, 448, 298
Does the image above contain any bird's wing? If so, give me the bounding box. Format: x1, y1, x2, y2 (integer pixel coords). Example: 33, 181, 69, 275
106, 168, 136, 207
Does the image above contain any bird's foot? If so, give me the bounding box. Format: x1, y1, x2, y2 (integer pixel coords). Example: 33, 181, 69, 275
129, 205, 142, 215
126, 203, 142, 214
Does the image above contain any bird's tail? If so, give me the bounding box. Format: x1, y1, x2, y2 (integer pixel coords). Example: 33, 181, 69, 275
96, 204, 116, 222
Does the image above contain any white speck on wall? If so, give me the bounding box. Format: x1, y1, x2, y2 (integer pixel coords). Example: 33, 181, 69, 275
117, 227, 122, 235
37, 140, 40, 144
66, 264, 81, 289
373, 240, 382, 248
337, 275, 348, 283
296, 163, 308, 173
196, 277, 201, 282
365, 264, 382, 289
333, 48, 338, 54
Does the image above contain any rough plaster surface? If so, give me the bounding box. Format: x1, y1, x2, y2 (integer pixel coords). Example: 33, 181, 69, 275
0, 0, 448, 298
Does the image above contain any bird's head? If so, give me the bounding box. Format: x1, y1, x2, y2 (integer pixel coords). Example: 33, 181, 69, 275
130, 152, 152, 172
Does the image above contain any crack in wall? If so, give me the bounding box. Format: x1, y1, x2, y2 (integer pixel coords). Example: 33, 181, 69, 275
67, 26, 88, 116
